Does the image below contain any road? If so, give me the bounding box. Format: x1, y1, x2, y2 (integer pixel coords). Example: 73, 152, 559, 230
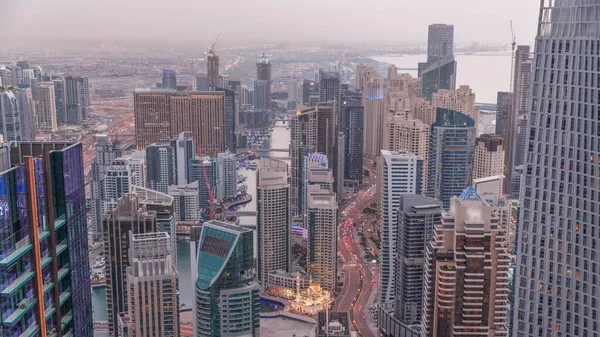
334, 163, 379, 337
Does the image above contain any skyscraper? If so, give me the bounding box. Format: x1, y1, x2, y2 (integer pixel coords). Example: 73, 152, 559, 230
52, 77, 67, 124
418, 24, 457, 101
422, 187, 509, 337
257, 158, 291, 283
379, 150, 423, 305
146, 143, 176, 194
103, 156, 145, 214
1, 141, 93, 337
432, 86, 479, 134
103, 194, 157, 335
207, 46, 219, 91
306, 190, 338, 293
319, 70, 341, 103
36, 81, 58, 132
90, 135, 122, 236
188, 156, 216, 210
394, 195, 442, 325
124, 232, 179, 337
495, 91, 513, 139
64, 76, 90, 123
506, 45, 533, 198
473, 134, 504, 182
193, 220, 260, 336
134, 90, 225, 157
302, 157, 334, 219
219, 87, 236, 152
14, 85, 37, 141
290, 105, 318, 215
162, 68, 177, 90
253, 79, 270, 110
427, 108, 476, 209
169, 181, 201, 223
195, 74, 209, 91
513, 3, 598, 336
0, 89, 23, 141
170, 132, 195, 185
340, 98, 364, 182
302, 79, 319, 106
216, 152, 237, 201
256, 52, 271, 108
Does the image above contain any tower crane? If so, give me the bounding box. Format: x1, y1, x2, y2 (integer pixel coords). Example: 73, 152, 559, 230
509, 21, 517, 91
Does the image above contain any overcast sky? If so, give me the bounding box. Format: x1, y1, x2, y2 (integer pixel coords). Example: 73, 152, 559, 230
3, 0, 540, 46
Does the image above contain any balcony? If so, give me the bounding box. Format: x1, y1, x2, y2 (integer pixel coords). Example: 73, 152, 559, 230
60, 288, 71, 305
45, 306, 56, 320
58, 264, 70, 281
0, 243, 33, 267
21, 323, 40, 337
3, 297, 37, 326
61, 310, 73, 330
56, 242, 68, 256
1, 271, 35, 297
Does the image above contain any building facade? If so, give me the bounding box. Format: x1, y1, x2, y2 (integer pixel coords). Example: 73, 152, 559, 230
340, 97, 364, 182
513, 2, 599, 337
103, 194, 158, 335
124, 232, 179, 337
193, 220, 260, 336
64, 76, 90, 123
422, 187, 510, 337
427, 108, 476, 209
307, 191, 338, 293
290, 106, 318, 215
168, 181, 201, 223
170, 132, 196, 185
216, 152, 237, 201
146, 143, 176, 194
379, 150, 423, 305
0, 141, 94, 337
473, 134, 505, 182
162, 69, 177, 90
257, 158, 291, 283
0, 89, 23, 141
90, 135, 122, 236
36, 81, 58, 132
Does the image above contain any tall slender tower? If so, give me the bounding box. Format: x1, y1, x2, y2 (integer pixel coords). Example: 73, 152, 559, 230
145, 143, 176, 194
257, 158, 291, 283
256, 52, 271, 108
207, 45, 219, 91
36, 81, 58, 132
306, 190, 338, 293
418, 24, 457, 101
379, 150, 423, 305
513, 2, 600, 337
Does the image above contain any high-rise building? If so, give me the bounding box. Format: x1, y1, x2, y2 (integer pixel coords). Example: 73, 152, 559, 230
36, 81, 58, 132
418, 24, 456, 102
302, 79, 319, 106
306, 190, 338, 293
473, 134, 504, 182
513, 3, 599, 336
188, 156, 216, 209
340, 98, 364, 182
131, 185, 177, 267
193, 220, 260, 336
0, 141, 93, 337
256, 52, 271, 108
52, 77, 67, 124
64, 76, 90, 123
379, 150, 423, 305
0, 89, 23, 141
134, 90, 225, 157
170, 132, 195, 185
384, 114, 430, 189
218, 87, 237, 152
290, 105, 318, 215
432, 86, 479, 134
162, 68, 177, 90
257, 158, 291, 283
195, 74, 209, 91
302, 157, 334, 218
216, 152, 237, 201
319, 70, 341, 103
363, 79, 386, 159
90, 135, 122, 235
124, 232, 179, 337
168, 181, 201, 223
354, 64, 377, 91
146, 143, 176, 194
495, 91, 513, 139
103, 194, 157, 335
14, 86, 36, 140
207, 46, 219, 91
427, 108, 476, 209
315, 102, 338, 170
422, 187, 509, 337
393, 195, 442, 325
103, 156, 145, 214
253, 79, 270, 110
505, 45, 532, 198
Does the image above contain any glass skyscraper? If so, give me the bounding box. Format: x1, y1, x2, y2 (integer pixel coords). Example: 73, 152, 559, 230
0, 141, 93, 337
513, 2, 600, 337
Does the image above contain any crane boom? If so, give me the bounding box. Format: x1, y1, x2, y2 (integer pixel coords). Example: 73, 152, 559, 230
509, 21, 517, 91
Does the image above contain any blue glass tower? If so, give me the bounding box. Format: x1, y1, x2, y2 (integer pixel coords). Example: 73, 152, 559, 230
0, 141, 93, 337
427, 108, 476, 209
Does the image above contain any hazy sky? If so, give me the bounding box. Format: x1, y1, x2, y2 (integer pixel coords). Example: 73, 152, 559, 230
4, 0, 540, 45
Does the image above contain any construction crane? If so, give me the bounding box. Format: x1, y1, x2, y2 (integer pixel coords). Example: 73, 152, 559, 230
509, 21, 517, 91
